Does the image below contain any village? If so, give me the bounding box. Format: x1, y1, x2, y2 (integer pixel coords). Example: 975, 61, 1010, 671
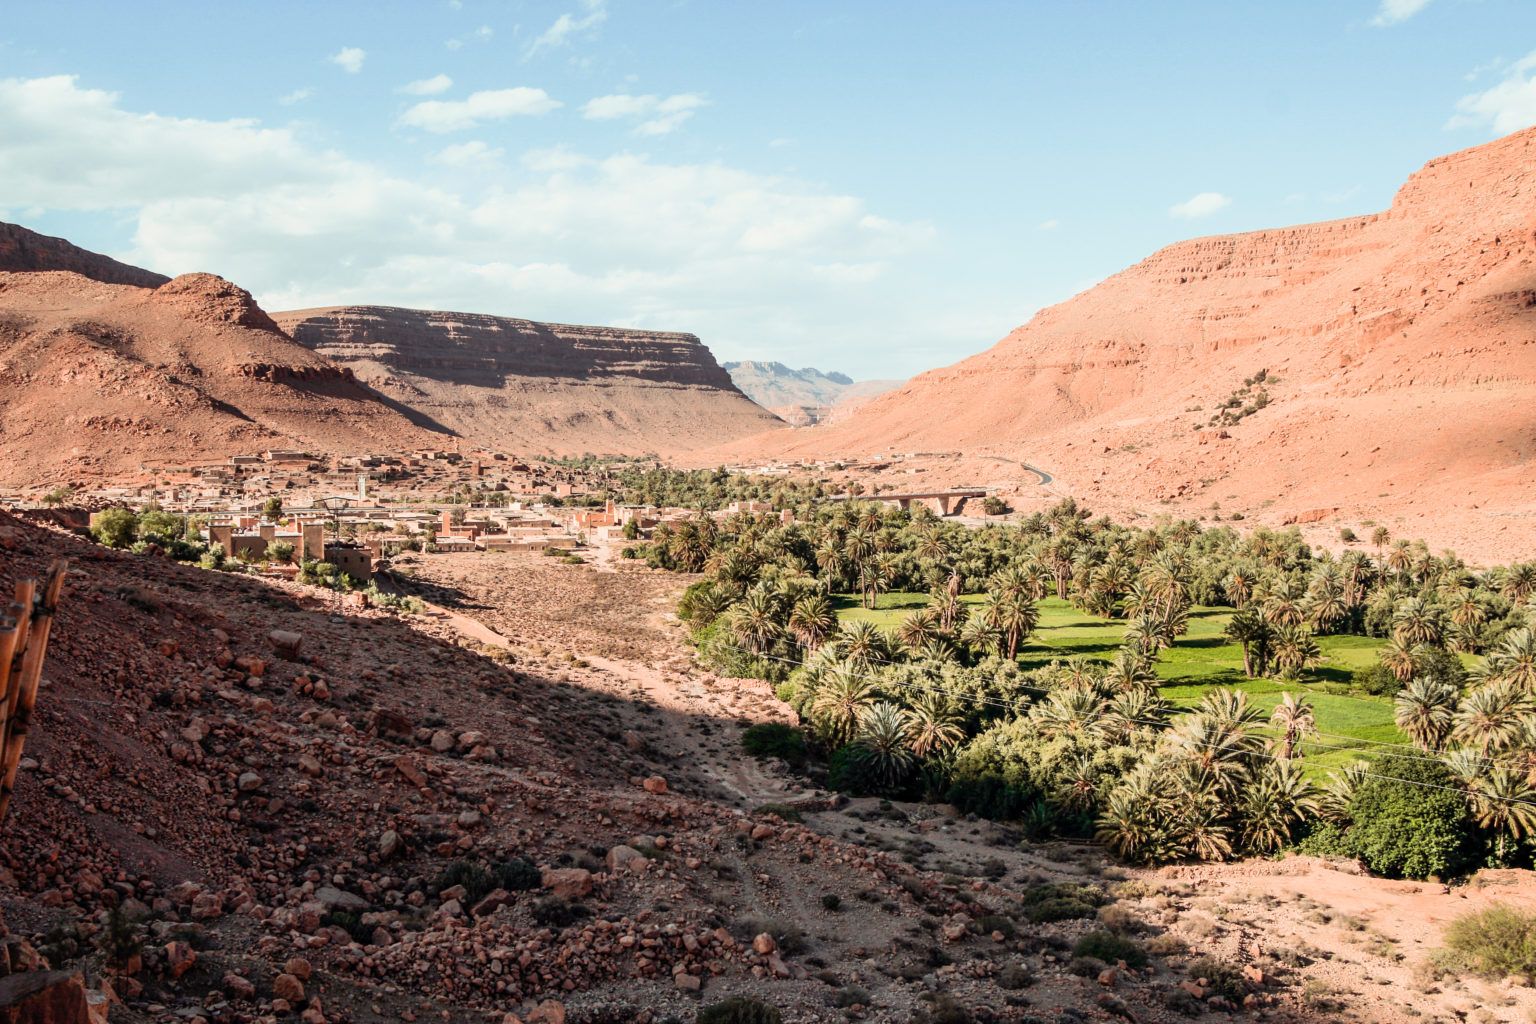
0, 446, 791, 586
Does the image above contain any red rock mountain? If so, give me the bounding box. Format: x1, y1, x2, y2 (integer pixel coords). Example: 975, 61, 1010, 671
0, 220, 170, 288
725, 127, 1536, 560
273, 305, 783, 455
0, 271, 444, 484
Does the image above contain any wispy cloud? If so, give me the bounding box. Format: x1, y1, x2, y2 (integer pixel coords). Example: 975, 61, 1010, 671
581, 92, 707, 135
1037, 219, 1059, 231
398, 87, 562, 132
279, 87, 314, 106
1169, 192, 1231, 219
1448, 51, 1536, 134
400, 74, 453, 96
526, 0, 606, 58
329, 47, 366, 74
1371, 0, 1431, 26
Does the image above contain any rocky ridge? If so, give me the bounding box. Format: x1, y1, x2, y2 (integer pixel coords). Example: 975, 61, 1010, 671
0, 272, 443, 483
0, 221, 169, 289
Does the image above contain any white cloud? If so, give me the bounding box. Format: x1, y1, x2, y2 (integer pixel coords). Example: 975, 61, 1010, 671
279, 87, 314, 106
1169, 191, 1232, 219
400, 74, 453, 96
398, 87, 562, 132
329, 47, 366, 74
430, 140, 505, 167
582, 93, 707, 136
1448, 51, 1536, 134
0, 74, 939, 373
1371, 0, 1431, 26
526, 0, 606, 58
1037, 218, 1059, 231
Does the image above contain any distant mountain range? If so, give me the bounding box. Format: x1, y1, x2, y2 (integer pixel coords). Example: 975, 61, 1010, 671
723, 360, 903, 426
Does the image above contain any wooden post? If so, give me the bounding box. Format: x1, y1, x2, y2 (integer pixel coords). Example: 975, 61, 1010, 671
0, 560, 66, 823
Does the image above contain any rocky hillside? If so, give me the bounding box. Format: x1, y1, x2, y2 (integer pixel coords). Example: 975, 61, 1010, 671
275, 305, 784, 455
723, 360, 902, 426
0, 271, 443, 483
0, 220, 169, 288
725, 127, 1536, 559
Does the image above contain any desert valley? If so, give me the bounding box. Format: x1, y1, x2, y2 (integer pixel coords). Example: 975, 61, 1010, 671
3, 8, 1536, 1024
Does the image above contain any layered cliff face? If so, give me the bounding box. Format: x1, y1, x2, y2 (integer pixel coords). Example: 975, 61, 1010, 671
724, 127, 1536, 559
0, 271, 442, 483
723, 360, 903, 425
0, 221, 169, 288
274, 305, 784, 454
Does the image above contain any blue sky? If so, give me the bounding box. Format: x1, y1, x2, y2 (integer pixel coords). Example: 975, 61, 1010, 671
2, 1, 1533, 379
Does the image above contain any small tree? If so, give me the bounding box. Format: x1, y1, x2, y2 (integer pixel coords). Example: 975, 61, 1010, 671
261, 496, 284, 521
91, 507, 139, 549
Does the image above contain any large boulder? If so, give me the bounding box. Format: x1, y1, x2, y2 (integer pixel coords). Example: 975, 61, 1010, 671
0, 970, 88, 1024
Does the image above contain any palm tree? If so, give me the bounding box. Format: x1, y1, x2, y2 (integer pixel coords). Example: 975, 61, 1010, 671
1487, 628, 1536, 690
1271, 625, 1321, 679
853, 702, 915, 791
1452, 682, 1535, 756
1379, 635, 1419, 683
1262, 577, 1307, 627
1103, 647, 1158, 693
856, 554, 893, 610
1224, 608, 1273, 678
788, 594, 837, 654
1102, 687, 1172, 741
1032, 687, 1106, 743
987, 590, 1040, 660
896, 608, 943, 655
1471, 769, 1536, 841
1305, 572, 1349, 635
810, 664, 875, 746
1269, 693, 1317, 759
1391, 596, 1444, 647
1371, 525, 1391, 553
902, 691, 964, 759
839, 620, 891, 668
958, 614, 1002, 659
1241, 760, 1319, 853
729, 588, 783, 656
1393, 677, 1458, 751
1500, 562, 1536, 604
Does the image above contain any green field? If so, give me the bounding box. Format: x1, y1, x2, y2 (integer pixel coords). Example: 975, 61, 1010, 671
835, 593, 1402, 772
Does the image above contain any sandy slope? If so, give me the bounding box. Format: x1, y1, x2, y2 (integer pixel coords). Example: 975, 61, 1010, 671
712, 128, 1536, 563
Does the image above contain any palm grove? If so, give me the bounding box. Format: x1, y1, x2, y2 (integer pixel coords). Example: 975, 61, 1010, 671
634, 490, 1536, 879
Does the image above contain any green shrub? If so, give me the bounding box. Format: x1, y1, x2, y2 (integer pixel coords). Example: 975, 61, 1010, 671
435, 860, 495, 903
696, 996, 782, 1024
1019, 882, 1104, 923
821, 894, 841, 912
1073, 930, 1147, 968
1339, 754, 1476, 880
742, 723, 808, 768
492, 856, 542, 892
1441, 904, 1536, 977
997, 961, 1034, 989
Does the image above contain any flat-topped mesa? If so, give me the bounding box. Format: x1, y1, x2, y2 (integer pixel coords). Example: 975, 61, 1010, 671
274, 305, 741, 390
272, 304, 784, 455
0, 221, 170, 288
